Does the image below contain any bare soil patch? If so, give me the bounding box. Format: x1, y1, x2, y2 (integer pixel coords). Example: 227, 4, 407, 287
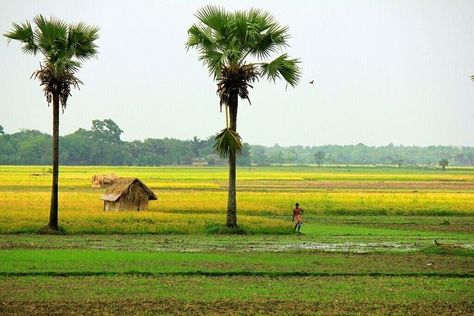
1, 299, 472, 315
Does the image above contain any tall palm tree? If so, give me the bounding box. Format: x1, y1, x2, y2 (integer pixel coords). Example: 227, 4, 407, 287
4, 15, 99, 233
186, 6, 301, 227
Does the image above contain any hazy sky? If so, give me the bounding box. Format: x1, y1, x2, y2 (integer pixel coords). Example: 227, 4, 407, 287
1, 0, 473, 146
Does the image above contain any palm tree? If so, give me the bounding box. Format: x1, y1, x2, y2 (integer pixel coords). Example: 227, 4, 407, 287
186, 6, 301, 227
4, 15, 99, 233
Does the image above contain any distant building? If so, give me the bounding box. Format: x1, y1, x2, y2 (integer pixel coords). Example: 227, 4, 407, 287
192, 158, 209, 166
206, 154, 227, 166
101, 178, 157, 211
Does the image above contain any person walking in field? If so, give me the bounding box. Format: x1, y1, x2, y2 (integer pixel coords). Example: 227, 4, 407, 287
293, 203, 304, 233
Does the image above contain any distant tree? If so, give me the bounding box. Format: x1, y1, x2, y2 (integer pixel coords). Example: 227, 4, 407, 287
314, 151, 325, 167
439, 158, 449, 171
286, 149, 298, 164
91, 119, 123, 144
269, 148, 285, 164
326, 152, 337, 164
186, 6, 301, 227
60, 128, 93, 165
391, 158, 403, 168
251, 146, 269, 166
18, 135, 51, 164
0, 125, 4, 135
4, 15, 99, 233
238, 143, 251, 166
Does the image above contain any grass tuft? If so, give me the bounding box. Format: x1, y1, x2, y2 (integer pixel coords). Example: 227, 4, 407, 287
420, 245, 474, 257
37, 225, 67, 235
206, 224, 247, 235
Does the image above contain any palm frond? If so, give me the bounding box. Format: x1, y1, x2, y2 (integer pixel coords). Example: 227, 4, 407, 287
34, 15, 69, 58
250, 25, 289, 60
186, 24, 214, 50
187, 6, 301, 95
52, 57, 82, 77
214, 128, 243, 158
195, 5, 229, 36
68, 22, 100, 60
3, 21, 38, 55
186, 24, 224, 78
201, 49, 226, 80
240, 9, 289, 61
6, 15, 99, 109
260, 53, 301, 87
231, 10, 249, 46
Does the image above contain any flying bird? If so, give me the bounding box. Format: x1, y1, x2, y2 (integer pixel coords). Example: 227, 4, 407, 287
309, 80, 314, 84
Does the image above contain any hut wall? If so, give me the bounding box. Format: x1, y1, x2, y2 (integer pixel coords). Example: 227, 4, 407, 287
120, 200, 140, 211
104, 200, 149, 211
139, 200, 149, 211
104, 201, 120, 211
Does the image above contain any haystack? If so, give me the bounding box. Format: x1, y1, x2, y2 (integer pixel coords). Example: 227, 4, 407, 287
92, 174, 119, 188
101, 178, 157, 211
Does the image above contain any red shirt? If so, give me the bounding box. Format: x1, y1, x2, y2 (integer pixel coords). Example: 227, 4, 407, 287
293, 207, 302, 217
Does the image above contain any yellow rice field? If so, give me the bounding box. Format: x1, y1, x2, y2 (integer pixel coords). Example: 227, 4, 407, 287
0, 165, 473, 233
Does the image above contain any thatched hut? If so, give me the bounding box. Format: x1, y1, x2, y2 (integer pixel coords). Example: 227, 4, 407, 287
101, 178, 157, 211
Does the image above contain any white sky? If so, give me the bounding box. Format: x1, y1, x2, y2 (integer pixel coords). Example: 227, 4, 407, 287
1, 0, 473, 146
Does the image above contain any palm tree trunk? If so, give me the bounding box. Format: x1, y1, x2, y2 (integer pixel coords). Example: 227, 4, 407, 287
226, 92, 238, 227
48, 93, 60, 231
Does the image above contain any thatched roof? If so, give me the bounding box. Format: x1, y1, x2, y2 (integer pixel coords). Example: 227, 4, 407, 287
91, 174, 119, 188
101, 178, 157, 202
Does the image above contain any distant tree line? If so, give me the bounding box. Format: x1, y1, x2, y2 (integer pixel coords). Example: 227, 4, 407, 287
0, 120, 250, 166
251, 144, 470, 167
0, 120, 472, 167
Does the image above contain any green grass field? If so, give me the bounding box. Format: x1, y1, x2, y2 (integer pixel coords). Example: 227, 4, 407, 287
0, 165, 473, 314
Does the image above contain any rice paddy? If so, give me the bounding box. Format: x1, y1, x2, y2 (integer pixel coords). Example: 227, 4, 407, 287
0, 165, 473, 234
1, 165, 473, 314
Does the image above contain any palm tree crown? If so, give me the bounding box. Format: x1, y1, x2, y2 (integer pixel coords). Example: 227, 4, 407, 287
186, 6, 300, 86
186, 6, 301, 157
4, 15, 99, 109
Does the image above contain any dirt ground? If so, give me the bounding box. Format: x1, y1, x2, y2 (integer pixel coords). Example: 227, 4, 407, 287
1, 299, 473, 315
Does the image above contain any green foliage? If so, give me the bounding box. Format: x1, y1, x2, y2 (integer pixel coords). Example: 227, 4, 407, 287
186, 5, 301, 120
91, 119, 123, 144
206, 224, 247, 234
4, 15, 99, 109
260, 53, 300, 87
421, 245, 474, 257
213, 128, 243, 158
2, 123, 474, 166
2, 246, 473, 275
439, 158, 449, 170
0, 125, 4, 135
314, 150, 325, 166
187, 5, 300, 91
1, 275, 472, 315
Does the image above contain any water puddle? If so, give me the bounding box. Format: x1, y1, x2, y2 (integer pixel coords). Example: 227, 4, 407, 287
271, 242, 419, 253
153, 241, 421, 253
